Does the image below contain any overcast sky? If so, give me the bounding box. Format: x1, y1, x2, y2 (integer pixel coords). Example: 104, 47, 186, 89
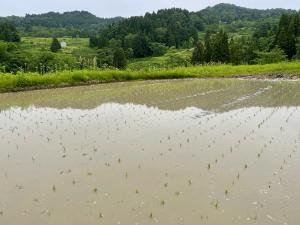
1, 0, 299, 18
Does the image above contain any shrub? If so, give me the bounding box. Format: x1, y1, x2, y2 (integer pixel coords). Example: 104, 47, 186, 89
113, 48, 127, 69
15, 75, 30, 88
50, 38, 61, 53
150, 42, 168, 56
253, 48, 287, 64
71, 73, 88, 82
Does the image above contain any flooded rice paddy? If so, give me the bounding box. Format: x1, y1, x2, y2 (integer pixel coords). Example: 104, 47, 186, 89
0, 79, 300, 225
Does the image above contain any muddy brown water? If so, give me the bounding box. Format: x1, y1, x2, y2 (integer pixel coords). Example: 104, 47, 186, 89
0, 79, 299, 225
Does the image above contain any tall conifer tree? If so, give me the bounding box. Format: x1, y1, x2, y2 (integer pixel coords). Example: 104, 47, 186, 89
191, 42, 205, 65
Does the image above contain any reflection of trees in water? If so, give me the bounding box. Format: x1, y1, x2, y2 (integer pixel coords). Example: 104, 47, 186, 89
0, 80, 300, 112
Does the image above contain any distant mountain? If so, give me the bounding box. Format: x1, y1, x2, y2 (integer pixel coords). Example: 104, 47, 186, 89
0, 11, 123, 28
99, 3, 297, 45
197, 3, 296, 24
0, 4, 298, 38
0, 11, 123, 37
22, 11, 123, 28
0, 3, 297, 28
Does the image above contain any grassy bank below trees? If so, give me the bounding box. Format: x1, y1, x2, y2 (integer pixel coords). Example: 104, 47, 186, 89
0, 61, 300, 92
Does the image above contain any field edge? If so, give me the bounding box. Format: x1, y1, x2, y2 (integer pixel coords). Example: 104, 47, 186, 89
1, 62, 300, 93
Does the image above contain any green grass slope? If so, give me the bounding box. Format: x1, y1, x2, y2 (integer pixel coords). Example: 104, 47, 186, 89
0, 61, 299, 92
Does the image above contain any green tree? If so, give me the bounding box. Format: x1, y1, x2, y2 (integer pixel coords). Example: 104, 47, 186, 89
278, 14, 290, 31
277, 27, 288, 53
243, 38, 257, 64
253, 22, 271, 38
113, 48, 127, 69
166, 54, 190, 68
50, 38, 61, 53
296, 38, 300, 59
125, 48, 134, 59
0, 41, 26, 73
0, 22, 20, 42
212, 30, 230, 63
229, 39, 243, 65
89, 36, 99, 48
166, 31, 177, 47
294, 14, 300, 37
150, 42, 168, 56
124, 34, 137, 49
97, 48, 114, 67
275, 14, 297, 59
204, 31, 213, 63
286, 21, 297, 59
191, 42, 205, 65
109, 38, 122, 49
89, 35, 109, 48
253, 48, 287, 64
132, 34, 152, 58
0, 42, 9, 62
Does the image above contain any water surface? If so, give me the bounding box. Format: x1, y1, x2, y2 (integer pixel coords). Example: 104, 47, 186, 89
0, 79, 300, 225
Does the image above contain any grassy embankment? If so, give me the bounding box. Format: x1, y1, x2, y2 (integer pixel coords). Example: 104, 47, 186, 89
0, 61, 300, 92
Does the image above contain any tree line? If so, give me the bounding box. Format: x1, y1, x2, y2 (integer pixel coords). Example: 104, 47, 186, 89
0, 22, 20, 42
0, 3, 296, 38
0, 11, 123, 38
90, 8, 200, 51
0, 6, 300, 72
275, 13, 300, 59
191, 12, 300, 66
89, 7, 300, 68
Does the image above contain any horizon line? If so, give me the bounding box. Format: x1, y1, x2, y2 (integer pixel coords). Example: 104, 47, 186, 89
0, 3, 298, 18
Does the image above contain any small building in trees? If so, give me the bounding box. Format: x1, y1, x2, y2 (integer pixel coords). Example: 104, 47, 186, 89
60, 42, 67, 48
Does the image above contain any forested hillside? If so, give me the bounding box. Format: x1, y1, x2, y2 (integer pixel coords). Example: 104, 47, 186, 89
0, 11, 123, 37
0, 3, 299, 73
198, 3, 296, 24
23, 11, 113, 27
89, 4, 299, 68
0, 3, 297, 38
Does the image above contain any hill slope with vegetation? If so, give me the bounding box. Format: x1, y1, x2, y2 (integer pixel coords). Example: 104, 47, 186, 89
0, 11, 123, 37
198, 3, 296, 24
1, 61, 300, 92
0, 3, 299, 85
89, 4, 300, 69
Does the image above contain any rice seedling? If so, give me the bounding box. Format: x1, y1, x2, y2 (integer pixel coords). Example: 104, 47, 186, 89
214, 200, 219, 209
175, 191, 182, 196
1, 78, 300, 225
225, 189, 229, 195
149, 212, 153, 219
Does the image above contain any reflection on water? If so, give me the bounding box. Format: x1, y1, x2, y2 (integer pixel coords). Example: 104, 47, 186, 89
1, 79, 300, 111
0, 79, 299, 225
